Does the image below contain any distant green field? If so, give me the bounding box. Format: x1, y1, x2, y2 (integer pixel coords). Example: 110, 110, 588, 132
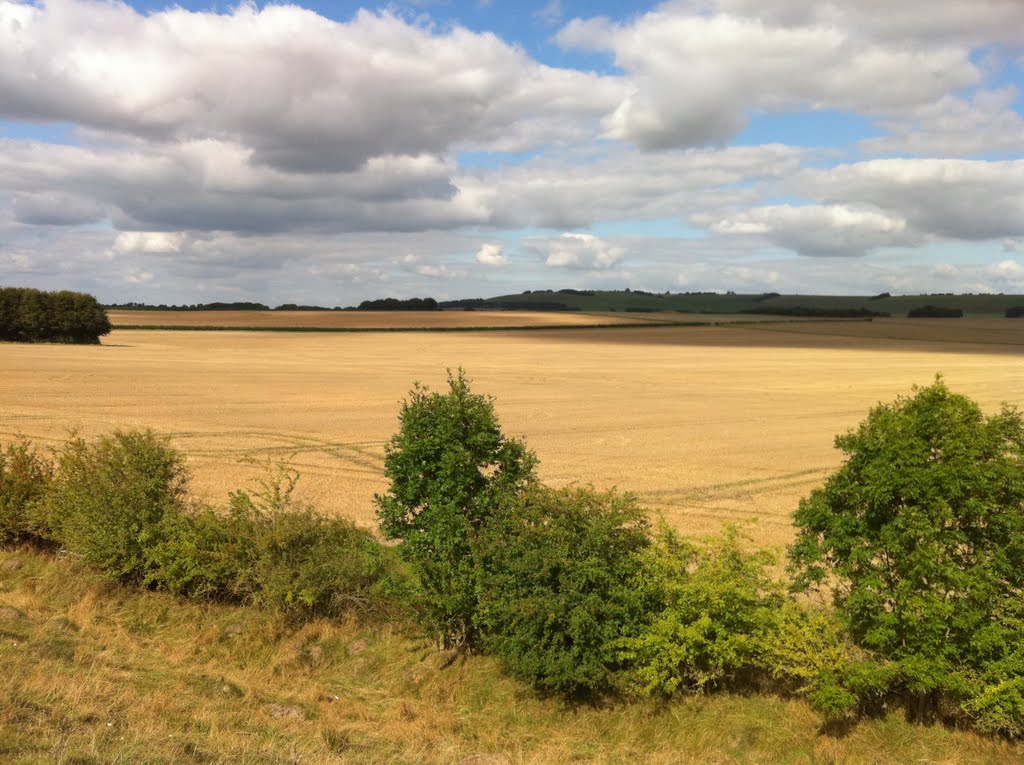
480, 290, 1024, 317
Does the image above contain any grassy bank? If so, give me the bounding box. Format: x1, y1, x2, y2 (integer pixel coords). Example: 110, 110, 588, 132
2, 547, 1021, 765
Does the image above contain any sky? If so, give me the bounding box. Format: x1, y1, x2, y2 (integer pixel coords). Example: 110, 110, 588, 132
1, 0, 1023, 306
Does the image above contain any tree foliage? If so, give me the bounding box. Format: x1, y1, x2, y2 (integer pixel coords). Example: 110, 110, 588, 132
474, 485, 652, 695
790, 378, 1024, 710
375, 369, 537, 646
0, 287, 111, 343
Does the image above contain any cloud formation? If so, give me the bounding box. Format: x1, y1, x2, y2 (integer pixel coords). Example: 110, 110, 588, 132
0, 0, 1021, 302
0, 1, 622, 171
558, 4, 978, 150
529, 233, 626, 270
475, 243, 509, 266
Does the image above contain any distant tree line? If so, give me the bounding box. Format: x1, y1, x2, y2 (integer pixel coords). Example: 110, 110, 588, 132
907, 305, 963, 318
440, 298, 579, 311
742, 306, 890, 318
356, 297, 439, 311
107, 301, 273, 311
0, 287, 111, 344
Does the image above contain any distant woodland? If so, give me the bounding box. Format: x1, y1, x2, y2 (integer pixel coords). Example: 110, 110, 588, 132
0, 287, 111, 344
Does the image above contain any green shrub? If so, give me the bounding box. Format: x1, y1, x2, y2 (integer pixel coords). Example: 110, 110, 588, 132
0, 437, 54, 546
147, 467, 409, 619
790, 378, 1024, 710
376, 369, 537, 646
474, 485, 651, 696
757, 602, 896, 721
965, 678, 1024, 737
232, 479, 405, 619
144, 503, 250, 600
46, 430, 188, 581
616, 525, 784, 696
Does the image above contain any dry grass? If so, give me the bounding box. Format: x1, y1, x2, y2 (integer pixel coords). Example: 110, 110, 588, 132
2, 547, 1022, 765
2, 319, 1022, 547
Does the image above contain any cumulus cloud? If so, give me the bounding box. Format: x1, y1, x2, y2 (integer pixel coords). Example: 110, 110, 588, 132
711, 204, 918, 257
475, 243, 508, 266
714, 0, 1024, 46
558, 4, 978, 150
112, 231, 186, 254
794, 159, 1024, 241
862, 90, 1024, 157
0, 1, 623, 172
528, 233, 625, 269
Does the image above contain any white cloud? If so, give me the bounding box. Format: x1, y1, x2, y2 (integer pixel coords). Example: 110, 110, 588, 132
714, 0, 1024, 46
712, 204, 917, 257
0, 1, 623, 172
558, 6, 978, 150
862, 89, 1024, 157
794, 159, 1024, 241
988, 259, 1024, 278
528, 233, 625, 269
475, 243, 508, 266
534, 0, 564, 27
112, 231, 186, 254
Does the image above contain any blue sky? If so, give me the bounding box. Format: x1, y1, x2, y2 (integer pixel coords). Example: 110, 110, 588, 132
1, 0, 1023, 305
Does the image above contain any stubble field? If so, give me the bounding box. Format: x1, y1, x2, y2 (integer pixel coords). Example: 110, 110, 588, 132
2, 315, 1022, 546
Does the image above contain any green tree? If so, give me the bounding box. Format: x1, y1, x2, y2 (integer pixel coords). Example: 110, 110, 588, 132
790, 378, 1024, 714
375, 369, 537, 647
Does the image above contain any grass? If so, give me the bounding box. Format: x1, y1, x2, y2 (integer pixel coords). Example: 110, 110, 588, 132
3, 546, 1023, 764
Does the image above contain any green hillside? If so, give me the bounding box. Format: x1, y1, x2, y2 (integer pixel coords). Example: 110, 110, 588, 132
458, 290, 1024, 317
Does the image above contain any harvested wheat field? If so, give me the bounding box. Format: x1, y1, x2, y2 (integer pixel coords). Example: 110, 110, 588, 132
106, 309, 659, 329
2, 318, 1022, 546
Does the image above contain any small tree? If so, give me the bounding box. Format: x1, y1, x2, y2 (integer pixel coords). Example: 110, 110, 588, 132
790, 378, 1024, 714
375, 369, 536, 647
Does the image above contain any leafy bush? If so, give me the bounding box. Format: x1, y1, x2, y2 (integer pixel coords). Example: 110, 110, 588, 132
474, 485, 652, 696
0, 438, 54, 546
147, 467, 409, 619
45, 430, 189, 581
759, 602, 896, 720
376, 369, 537, 646
790, 378, 1024, 715
616, 526, 784, 697
966, 678, 1024, 737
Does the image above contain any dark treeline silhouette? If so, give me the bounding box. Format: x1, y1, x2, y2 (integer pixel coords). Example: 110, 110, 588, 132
908, 305, 963, 318
742, 306, 890, 318
107, 301, 272, 311
356, 297, 439, 311
0, 287, 111, 344
440, 298, 578, 311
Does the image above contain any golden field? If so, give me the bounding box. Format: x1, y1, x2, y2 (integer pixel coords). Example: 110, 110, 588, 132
106, 308, 659, 329
2, 316, 1022, 545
